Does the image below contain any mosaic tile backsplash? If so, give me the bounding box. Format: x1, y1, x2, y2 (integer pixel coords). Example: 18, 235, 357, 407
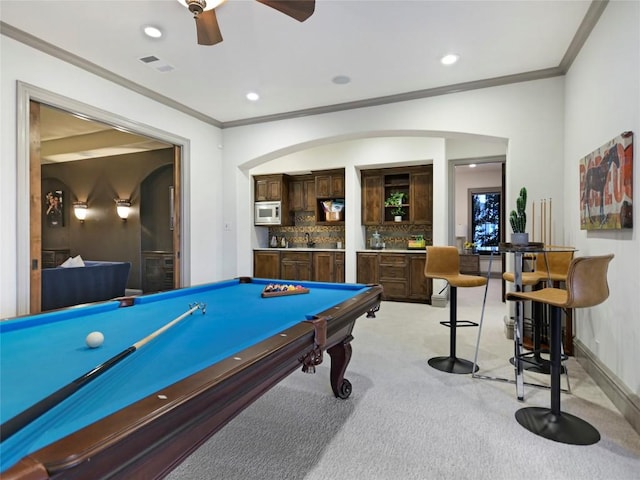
267, 211, 432, 250
269, 212, 344, 249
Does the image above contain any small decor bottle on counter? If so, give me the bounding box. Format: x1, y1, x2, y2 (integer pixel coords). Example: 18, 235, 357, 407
270, 235, 278, 247
280, 237, 286, 248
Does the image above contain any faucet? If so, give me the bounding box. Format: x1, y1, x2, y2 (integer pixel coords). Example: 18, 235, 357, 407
305, 232, 315, 248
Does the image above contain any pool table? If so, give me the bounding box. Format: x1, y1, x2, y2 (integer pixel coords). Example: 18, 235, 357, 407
0, 277, 382, 479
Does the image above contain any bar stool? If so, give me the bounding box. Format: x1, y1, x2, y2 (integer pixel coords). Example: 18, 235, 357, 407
506, 254, 613, 445
424, 246, 487, 374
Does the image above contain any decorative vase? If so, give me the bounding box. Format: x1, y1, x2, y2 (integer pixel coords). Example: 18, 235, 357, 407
511, 232, 529, 246
394, 216, 402, 222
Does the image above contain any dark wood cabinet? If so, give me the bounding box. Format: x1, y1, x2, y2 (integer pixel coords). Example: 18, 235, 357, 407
357, 252, 432, 303
408, 255, 430, 301
253, 251, 281, 279
315, 170, 345, 198
304, 179, 316, 211
289, 180, 303, 211
281, 252, 312, 281
142, 251, 174, 293
288, 176, 316, 212
335, 252, 345, 283
459, 253, 480, 275
313, 252, 334, 282
312, 251, 345, 283
315, 169, 345, 224
356, 253, 379, 285
254, 174, 289, 202
378, 254, 409, 300
42, 248, 70, 269
410, 168, 433, 225
361, 174, 383, 225
254, 250, 344, 283
361, 166, 432, 226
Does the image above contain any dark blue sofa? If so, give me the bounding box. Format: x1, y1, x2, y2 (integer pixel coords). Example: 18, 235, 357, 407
41, 261, 131, 311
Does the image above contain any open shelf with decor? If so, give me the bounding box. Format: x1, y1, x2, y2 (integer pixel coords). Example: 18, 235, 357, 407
384, 173, 410, 223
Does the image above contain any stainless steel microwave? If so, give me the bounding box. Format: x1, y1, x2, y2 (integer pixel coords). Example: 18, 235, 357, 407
254, 201, 282, 225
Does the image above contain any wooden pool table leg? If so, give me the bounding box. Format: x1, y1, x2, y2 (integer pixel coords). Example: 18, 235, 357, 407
327, 335, 354, 399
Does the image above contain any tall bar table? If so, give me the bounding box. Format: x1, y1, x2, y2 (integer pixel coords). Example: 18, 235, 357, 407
472, 242, 575, 400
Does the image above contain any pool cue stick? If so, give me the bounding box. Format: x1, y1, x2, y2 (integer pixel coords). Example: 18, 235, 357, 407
549, 198, 552, 245
541, 198, 547, 243
0, 302, 206, 443
532, 201, 536, 242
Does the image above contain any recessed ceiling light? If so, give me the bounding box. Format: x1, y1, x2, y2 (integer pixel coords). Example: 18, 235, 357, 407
441, 54, 459, 65
246, 92, 260, 102
144, 26, 163, 39
332, 75, 351, 85
469, 164, 477, 168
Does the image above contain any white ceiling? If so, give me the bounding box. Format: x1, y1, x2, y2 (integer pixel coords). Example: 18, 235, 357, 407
1, 0, 600, 129
38, 106, 172, 163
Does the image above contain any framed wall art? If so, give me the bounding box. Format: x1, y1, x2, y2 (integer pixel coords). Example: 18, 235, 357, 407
580, 131, 633, 230
45, 190, 64, 228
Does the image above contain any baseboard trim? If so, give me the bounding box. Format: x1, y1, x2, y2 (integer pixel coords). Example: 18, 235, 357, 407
574, 339, 640, 435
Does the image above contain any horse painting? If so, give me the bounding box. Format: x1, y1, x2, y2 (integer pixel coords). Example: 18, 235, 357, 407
581, 146, 620, 227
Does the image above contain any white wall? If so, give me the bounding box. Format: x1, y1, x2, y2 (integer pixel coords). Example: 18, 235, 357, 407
0, 37, 223, 318
564, 1, 640, 393
223, 79, 566, 291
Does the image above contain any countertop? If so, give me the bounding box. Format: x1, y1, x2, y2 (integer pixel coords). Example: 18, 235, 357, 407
254, 248, 426, 253
254, 247, 345, 252
357, 249, 426, 253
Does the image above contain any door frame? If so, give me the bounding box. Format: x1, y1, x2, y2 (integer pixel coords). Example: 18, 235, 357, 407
17, 81, 191, 315
448, 155, 506, 290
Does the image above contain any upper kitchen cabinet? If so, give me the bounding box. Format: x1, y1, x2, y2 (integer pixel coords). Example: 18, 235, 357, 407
410, 168, 433, 225
314, 169, 345, 198
314, 169, 345, 225
361, 165, 433, 225
361, 174, 383, 225
288, 174, 316, 212
254, 174, 289, 202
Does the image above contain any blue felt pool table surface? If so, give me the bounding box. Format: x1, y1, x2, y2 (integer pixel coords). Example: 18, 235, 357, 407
0, 277, 373, 473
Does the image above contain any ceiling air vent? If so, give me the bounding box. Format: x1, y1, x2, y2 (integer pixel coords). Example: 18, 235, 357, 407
138, 55, 175, 73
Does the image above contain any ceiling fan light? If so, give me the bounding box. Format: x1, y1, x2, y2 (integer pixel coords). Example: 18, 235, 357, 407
177, 0, 225, 13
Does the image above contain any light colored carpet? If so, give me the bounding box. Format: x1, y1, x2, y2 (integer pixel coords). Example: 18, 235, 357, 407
167, 279, 640, 479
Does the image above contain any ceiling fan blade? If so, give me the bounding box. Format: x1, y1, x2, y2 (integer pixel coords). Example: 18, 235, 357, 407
256, 0, 315, 22
195, 9, 223, 45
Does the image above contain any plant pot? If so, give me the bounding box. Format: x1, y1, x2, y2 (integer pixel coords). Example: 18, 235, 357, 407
394, 216, 403, 222
511, 232, 529, 246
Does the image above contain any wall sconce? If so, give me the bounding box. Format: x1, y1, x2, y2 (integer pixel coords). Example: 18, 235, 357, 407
115, 199, 131, 221
73, 201, 88, 223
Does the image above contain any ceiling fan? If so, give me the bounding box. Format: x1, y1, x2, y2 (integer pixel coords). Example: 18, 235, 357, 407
177, 0, 316, 46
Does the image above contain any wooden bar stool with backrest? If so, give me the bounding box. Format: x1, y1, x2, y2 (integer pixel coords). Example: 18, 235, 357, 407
503, 248, 575, 373
424, 246, 487, 374
506, 254, 613, 445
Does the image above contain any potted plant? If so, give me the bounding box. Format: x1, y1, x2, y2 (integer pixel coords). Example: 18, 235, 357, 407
509, 187, 529, 245
385, 191, 406, 221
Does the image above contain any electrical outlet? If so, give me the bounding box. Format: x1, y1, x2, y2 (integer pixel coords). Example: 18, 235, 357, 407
224, 223, 231, 231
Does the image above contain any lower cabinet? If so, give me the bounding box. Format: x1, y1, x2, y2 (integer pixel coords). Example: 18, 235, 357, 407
254, 250, 344, 283
253, 251, 281, 279
312, 251, 345, 283
281, 252, 312, 281
357, 252, 432, 303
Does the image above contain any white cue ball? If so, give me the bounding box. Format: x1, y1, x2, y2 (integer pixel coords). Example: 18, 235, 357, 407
86, 331, 104, 348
